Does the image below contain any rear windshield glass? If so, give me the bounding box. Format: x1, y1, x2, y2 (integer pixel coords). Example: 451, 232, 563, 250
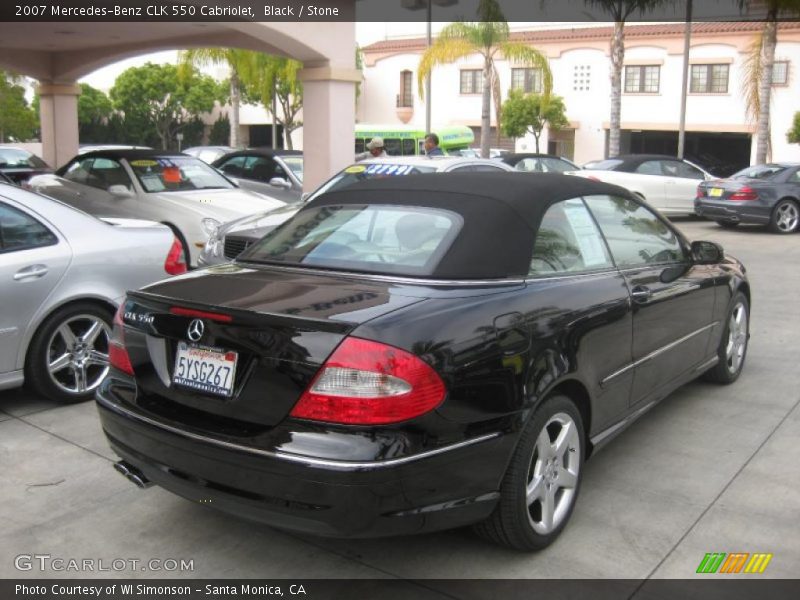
129, 156, 234, 192
585, 159, 623, 171
731, 165, 787, 180
239, 204, 463, 276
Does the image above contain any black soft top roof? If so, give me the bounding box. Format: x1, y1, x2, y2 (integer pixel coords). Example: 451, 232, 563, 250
303, 172, 632, 279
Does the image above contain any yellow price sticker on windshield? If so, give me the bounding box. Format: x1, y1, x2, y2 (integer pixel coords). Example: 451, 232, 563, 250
344, 165, 366, 174
129, 159, 158, 167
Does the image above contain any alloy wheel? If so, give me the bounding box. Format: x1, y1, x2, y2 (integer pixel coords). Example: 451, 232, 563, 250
46, 314, 111, 395
725, 301, 748, 375
526, 412, 581, 535
774, 201, 799, 233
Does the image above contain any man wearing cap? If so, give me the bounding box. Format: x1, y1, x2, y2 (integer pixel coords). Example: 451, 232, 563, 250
357, 137, 389, 160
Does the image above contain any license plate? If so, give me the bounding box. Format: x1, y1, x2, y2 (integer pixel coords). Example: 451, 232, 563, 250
710, 188, 724, 197
173, 341, 238, 397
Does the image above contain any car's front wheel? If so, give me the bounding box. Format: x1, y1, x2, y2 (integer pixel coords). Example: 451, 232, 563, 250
25, 303, 113, 403
702, 292, 749, 384
474, 394, 584, 551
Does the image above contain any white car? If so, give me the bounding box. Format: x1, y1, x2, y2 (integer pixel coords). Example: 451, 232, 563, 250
571, 154, 714, 216
1, 183, 184, 403
28, 149, 285, 267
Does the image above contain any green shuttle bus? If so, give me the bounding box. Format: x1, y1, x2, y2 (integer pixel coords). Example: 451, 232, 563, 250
355, 124, 474, 156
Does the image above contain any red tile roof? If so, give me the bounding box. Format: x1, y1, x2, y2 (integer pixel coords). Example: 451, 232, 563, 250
363, 22, 800, 53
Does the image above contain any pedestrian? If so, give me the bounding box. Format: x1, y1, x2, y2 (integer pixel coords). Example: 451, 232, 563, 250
424, 133, 444, 156
357, 137, 389, 161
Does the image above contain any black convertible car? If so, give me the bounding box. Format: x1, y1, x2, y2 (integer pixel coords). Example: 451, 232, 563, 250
97, 173, 750, 550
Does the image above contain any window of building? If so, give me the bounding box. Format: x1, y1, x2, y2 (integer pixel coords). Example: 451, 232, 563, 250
460, 69, 483, 94
398, 70, 413, 107
511, 68, 542, 93
690, 64, 729, 93
773, 61, 789, 85
624, 65, 660, 93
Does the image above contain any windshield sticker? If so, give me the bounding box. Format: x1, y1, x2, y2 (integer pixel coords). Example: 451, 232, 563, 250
129, 159, 158, 167
344, 165, 366, 174
162, 167, 183, 183
365, 164, 413, 176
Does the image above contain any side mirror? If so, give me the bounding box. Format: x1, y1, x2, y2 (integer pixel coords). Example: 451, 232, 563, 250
691, 240, 723, 265
108, 185, 133, 198
269, 177, 292, 189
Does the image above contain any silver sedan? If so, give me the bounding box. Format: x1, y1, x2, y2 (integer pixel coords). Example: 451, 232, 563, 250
0, 183, 182, 403
28, 150, 285, 267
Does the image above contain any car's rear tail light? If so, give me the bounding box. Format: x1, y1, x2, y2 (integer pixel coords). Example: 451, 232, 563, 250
290, 337, 446, 425
109, 304, 134, 376
696, 186, 705, 198
164, 237, 188, 275
729, 186, 758, 201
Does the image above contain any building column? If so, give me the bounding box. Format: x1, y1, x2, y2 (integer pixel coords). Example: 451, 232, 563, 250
38, 82, 81, 169
299, 66, 361, 192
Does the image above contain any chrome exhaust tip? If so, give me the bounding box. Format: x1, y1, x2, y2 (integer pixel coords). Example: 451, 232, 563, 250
113, 460, 154, 489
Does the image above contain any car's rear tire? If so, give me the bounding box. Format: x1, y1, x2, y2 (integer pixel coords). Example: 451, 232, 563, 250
473, 394, 584, 551
702, 292, 749, 384
768, 199, 799, 234
716, 220, 739, 229
25, 302, 114, 403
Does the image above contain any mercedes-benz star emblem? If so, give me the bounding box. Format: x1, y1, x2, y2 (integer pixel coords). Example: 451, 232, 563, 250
187, 319, 205, 342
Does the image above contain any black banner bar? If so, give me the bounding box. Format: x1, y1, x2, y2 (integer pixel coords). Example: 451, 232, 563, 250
0, 0, 795, 23
4, 579, 800, 600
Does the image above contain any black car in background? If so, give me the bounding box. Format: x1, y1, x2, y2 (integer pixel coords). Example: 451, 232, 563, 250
97, 173, 750, 551
0, 147, 52, 184
696, 163, 800, 233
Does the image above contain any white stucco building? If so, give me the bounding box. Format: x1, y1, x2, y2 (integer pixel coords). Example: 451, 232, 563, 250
359, 22, 800, 172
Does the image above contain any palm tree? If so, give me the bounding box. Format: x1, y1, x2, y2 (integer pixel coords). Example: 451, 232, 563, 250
179, 48, 253, 148
417, 0, 552, 159
583, 1, 666, 158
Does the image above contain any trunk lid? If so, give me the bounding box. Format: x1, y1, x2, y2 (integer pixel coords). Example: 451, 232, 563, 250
121, 265, 425, 426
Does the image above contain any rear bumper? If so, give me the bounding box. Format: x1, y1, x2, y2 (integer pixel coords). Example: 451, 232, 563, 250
694, 199, 771, 224
96, 379, 514, 538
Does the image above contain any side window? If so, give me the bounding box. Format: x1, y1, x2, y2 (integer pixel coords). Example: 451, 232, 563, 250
354, 139, 365, 154
87, 158, 131, 191
62, 158, 95, 184
383, 138, 402, 156
402, 139, 416, 155
244, 156, 276, 182
635, 160, 663, 176
584, 195, 685, 268
673, 161, 705, 180
0, 202, 58, 253
791, 170, 800, 183
218, 155, 247, 177
529, 198, 613, 276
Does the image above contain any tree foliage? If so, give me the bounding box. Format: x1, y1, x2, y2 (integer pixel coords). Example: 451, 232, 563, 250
179, 48, 253, 148
0, 71, 36, 143
208, 115, 231, 146
110, 62, 220, 149
788, 112, 800, 144
75, 83, 114, 143
417, 0, 552, 158
501, 90, 568, 153
241, 55, 304, 150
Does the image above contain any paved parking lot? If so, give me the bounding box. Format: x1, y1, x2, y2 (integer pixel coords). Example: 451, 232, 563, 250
1, 218, 798, 581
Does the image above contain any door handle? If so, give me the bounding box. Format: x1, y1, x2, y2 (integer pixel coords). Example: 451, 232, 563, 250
630, 286, 652, 302
13, 264, 49, 281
